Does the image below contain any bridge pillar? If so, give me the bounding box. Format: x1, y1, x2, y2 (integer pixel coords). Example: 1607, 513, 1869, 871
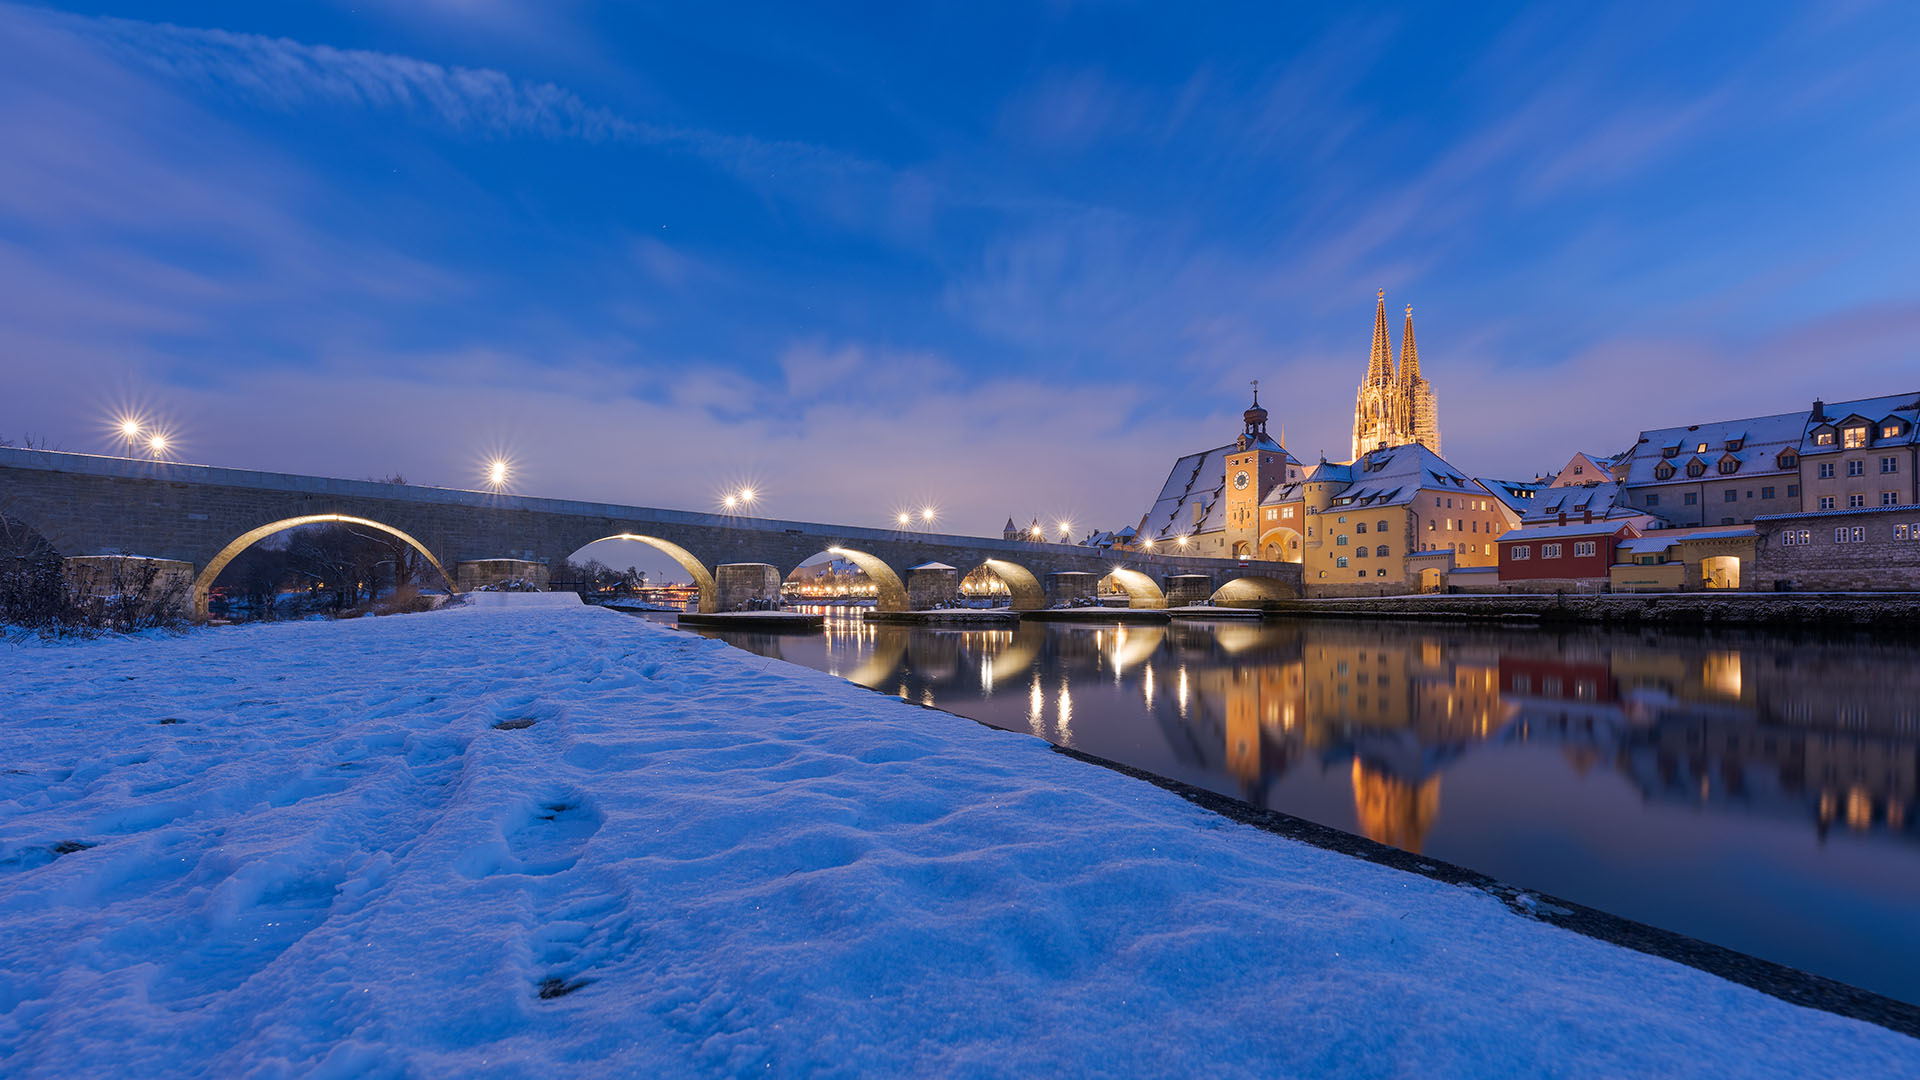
716, 562, 784, 610
1045, 571, 1097, 607
456, 559, 550, 592
1164, 574, 1214, 606
906, 562, 959, 609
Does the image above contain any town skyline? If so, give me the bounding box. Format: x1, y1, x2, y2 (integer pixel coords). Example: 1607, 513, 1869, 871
6, 2, 1919, 539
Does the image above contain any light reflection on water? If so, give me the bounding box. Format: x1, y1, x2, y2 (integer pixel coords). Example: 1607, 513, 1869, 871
680, 608, 1920, 1004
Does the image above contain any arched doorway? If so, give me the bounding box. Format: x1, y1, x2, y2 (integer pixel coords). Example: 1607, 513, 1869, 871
1100, 567, 1168, 609
1259, 526, 1303, 563
1700, 555, 1741, 590
193, 514, 457, 618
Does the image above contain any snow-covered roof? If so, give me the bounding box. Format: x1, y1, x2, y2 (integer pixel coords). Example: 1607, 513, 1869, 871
1137, 440, 1303, 540
1479, 477, 1548, 514
908, 561, 956, 571
1799, 393, 1920, 454
1497, 520, 1639, 543
1521, 483, 1649, 525
1754, 503, 1920, 522
1622, 406, 1807, 487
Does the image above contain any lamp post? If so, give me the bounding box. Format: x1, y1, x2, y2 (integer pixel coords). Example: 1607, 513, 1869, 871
117, 418, 142, 458
485, 457, 512, 492
920, 507, 935, 533
147, 434, 170, 461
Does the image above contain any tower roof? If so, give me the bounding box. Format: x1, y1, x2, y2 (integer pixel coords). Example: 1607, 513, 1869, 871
1400, 304, 1420, 382
1366, 289, 1393, 385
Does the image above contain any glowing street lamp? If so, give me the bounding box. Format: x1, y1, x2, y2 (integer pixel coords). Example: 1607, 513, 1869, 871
1176, 534, 1190, 549
725, 493, 740, 511
485, 457, 511, 492
115, 417, 144, 456
146, 433, 170, 461
897, 511, 912, 527
919, 507, 935, 531
1057, 520, 1072, 543
1141, 537, 1155, 551
1029, 524, 1043, 540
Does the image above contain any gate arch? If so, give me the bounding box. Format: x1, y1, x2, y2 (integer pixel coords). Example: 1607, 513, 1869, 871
192, 513, 456, 617
1101, 567, 1167, 608
576, 534, 720, 613
973, 559, 1047, 610
826, 546, 909, 612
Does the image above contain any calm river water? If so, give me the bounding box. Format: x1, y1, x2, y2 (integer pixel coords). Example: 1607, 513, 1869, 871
677, 610, 1920, 1004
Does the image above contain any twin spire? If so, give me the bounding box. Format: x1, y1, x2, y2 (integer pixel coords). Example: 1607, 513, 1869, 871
1351, 289, 1440, 460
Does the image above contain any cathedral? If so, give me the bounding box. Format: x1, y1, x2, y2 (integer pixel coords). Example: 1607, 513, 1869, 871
1351, 290, 1439, 460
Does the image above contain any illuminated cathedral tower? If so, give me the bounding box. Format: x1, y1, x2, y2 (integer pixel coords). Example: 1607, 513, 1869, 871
1350, 290, 1441, 460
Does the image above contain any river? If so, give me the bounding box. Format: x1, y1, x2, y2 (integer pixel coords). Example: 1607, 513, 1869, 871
673, 609, 1920, 1004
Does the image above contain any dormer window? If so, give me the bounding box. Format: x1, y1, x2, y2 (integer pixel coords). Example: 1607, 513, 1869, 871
1725, 438, 1743, 452
1654, 462, 1675, 480
1686, 459, 1707, 478
1814, 431, 1835, 446
1778, 451, 1798, 469
1662, 445, 1679, 459
1717, 458, 1739, 475
1844, 426, 1868, 449
1695, 442, 1708, 453
1882, 422, 1904, 439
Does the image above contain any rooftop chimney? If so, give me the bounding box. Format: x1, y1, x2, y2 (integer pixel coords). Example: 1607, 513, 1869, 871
1812, 398, 1826, 420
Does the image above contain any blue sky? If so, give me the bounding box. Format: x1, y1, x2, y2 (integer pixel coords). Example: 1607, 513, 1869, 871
4, 1, 1918, 556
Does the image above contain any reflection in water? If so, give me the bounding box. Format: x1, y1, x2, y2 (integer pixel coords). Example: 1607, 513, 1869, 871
689, 610, 1920, 1004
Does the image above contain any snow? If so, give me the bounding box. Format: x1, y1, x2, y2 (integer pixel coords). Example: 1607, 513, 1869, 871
2, 605, 1915, 1076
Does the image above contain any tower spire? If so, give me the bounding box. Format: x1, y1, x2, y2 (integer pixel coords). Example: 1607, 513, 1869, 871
1366, 289, 1392, 385
1400, 303, 1420, 382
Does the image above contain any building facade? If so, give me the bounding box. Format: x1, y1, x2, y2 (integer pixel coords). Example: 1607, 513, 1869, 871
1754, 505, 1920, 591
1351, 291, 1440, 460
1497, 521, 1640, 583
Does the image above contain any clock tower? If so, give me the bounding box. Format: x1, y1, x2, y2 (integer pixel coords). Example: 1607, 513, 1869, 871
1224, 383, 1285, 559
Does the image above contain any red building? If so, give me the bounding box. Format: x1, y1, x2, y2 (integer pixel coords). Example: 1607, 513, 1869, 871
1497, 520, 1640, 581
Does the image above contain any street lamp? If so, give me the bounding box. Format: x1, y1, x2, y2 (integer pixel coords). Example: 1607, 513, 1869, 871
1057, 520, 1072, 543
1141, 537, 1155, 551
485, 457, 511, 492
920, 507, 935, 531
116, 417, 143, 456
739, 487, 756, 509
724, 493, 739, 511
897, 511, 912, 528
1176, 534, 1190, 549
147, 433, 170, 460
1029, 524, 1043, 540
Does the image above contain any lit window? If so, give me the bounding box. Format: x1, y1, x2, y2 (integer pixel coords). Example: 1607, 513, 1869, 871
1844, 427, 1867, 449
1696, 442, 1708, 453
1882, 424, 1902, 439
1815, 431, 1835, 446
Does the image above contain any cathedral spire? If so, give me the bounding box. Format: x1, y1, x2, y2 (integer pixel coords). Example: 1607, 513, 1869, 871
1399, 304, 1420, 383
1366, 289, 1392, 385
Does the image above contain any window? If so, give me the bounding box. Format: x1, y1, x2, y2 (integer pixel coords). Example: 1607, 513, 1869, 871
1336, 556, 1348, 568
1718, 459, 1739, 474
1654, 462, 1676, 480
1695, 442, 1708, 453
1720, 517, 1735, 525
1377, 520, 1388, 532
1883, 492, 1901, 506
1511, 545, 1531, 560
1819, 496, 1836, 510
1646, 494, 1660, 507
1355, 546, 1368, 558
1356, 522, 1367, 534
1573, 465, 1584, 475
1375, 569, 1386, 577
1282, 506, 1295, 518
1835, 527, 1850, 543
1541, 543, 1562, 558
1779, 452, 1797, 468
1819, 462, 1835, 478
1815, 431, 1835, 446
1787, 484, 1799, 497
1375, 545, 1389, 556
1427, 520, 1436, 531
1686, 461, 1706, 478
1357, 570, 1366, 579
1844, 426, 1867, 449
1896, 523, 1914, 540
1783, 529, 1812, 546
1835, 526, 1867, 543
1761, 486, 1775, 499
1723, 490, 1738, 502
1883, 424, 1903, 439
1848, 460, 1865, 477
1336, 534, 1348, 546
1849, 494, 1866, 508
1883, 457, 1899, 474
1573, 541, 1596, 557
1684, 492, 1698, 505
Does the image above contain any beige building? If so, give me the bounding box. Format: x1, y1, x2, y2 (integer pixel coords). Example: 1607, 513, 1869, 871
1136, 390, 1303, 556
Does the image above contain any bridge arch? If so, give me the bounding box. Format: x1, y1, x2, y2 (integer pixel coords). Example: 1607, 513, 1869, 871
574, 534, 719, 613
825, 546, 909, 612
973, 558, 1047, 610
1210, 575, 1298, 605
1100, 567, 1168, 609
192, 514, 456, 618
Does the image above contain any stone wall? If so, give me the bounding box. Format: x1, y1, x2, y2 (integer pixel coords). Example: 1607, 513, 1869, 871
455, 559, 550, 591
906, 565, 959, 609
1755, 509, 1920, 591
64, 555, 193, 599
716, 563, 784, 610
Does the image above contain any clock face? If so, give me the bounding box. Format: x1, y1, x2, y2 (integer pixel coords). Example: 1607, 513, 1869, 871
1233, 470, 1250, 490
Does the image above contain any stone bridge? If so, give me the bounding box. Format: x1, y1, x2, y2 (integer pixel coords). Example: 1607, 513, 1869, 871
0, 447, 1301, 615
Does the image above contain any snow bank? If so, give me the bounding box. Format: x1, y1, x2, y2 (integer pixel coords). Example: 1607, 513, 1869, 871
1, 605, 1913, 1077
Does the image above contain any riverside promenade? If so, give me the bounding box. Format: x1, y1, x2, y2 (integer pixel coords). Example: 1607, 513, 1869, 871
2, 600, 1916, 1076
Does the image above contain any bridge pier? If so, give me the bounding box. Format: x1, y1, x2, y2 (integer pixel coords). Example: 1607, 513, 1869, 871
455, 559, 549, 591
716, 562, 784, 610
906, 562, 959, 609
1046, 571, 1097, 607
1164, 574, 1214, 606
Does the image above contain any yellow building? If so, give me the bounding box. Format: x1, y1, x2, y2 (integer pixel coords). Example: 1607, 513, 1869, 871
1259, 443, 1519, 591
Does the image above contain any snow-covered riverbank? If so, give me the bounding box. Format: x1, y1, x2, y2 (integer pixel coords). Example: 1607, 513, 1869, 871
2, 604, 1914, 1077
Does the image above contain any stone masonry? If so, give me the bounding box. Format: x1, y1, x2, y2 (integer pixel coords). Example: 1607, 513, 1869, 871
0, 447, 1301, 614
1755, 506, 1920, 591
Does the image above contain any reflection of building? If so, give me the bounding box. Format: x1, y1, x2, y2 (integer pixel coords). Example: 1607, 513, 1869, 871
1351, 760, 1441, 853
